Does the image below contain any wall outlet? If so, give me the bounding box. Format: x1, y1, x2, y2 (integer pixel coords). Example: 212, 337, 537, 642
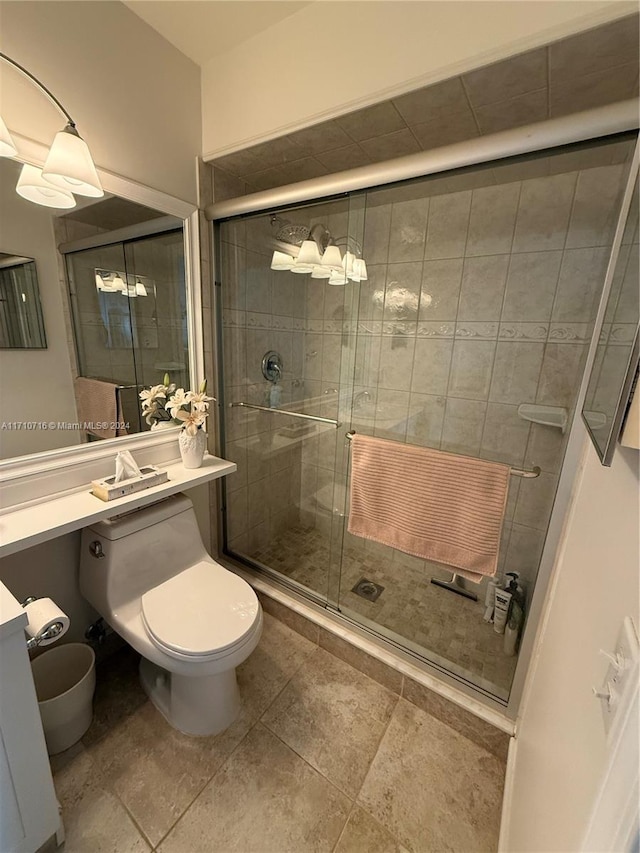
593, 617, 639, 736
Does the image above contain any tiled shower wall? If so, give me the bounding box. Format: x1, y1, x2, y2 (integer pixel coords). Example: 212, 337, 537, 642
338, 150, 631, 593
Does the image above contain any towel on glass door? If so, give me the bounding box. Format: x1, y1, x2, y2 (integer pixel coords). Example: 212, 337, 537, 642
347, 433, 510, 582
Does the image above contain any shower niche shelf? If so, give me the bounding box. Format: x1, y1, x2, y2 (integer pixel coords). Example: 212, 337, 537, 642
517, 404, 569, 433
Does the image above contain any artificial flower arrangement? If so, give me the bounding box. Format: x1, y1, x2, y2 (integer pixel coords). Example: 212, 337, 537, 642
139, 374, 214, 435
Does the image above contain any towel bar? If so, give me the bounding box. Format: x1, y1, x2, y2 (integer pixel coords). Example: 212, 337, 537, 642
344, 431, 541, 478
230, 401, 340, 427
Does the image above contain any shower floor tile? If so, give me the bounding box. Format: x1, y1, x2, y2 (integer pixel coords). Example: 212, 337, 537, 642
53, 614, 505, 852
252, 525, 517, 697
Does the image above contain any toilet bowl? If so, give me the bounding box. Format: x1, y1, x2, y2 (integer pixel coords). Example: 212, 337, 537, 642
79, 493, 262, 736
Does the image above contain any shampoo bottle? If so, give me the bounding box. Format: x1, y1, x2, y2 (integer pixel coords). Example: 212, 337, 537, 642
493, 585, 512, 634
483, 578, 500, 622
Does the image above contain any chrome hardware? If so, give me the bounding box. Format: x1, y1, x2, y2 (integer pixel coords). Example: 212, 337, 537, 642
89, 540, 105, 558
344, 430, 540, 478
261, 350, 282, 383
230, 401, 340, 427
25, 621, 64, 651
21, 596, 38, 607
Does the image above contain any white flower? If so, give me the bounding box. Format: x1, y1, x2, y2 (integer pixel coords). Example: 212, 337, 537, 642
166, 388, 190, 418
189, 390, 215, 413
139, 385, 166, 407
176, 409, 206, 436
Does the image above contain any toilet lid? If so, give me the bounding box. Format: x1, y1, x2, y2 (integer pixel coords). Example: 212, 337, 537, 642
141, 561, 260, 657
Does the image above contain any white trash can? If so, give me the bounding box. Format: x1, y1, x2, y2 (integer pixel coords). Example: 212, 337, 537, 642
31, 643, 96, 755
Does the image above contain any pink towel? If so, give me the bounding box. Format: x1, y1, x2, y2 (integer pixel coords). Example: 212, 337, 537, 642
347, 434, 510, 582
74, 377, 120, 439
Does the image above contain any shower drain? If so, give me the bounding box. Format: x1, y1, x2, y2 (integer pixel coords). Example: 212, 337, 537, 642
351, 578, 385, 602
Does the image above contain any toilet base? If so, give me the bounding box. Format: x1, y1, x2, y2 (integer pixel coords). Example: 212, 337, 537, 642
139, 658, 241, 736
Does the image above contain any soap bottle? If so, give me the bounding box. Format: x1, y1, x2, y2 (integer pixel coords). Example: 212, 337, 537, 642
503, 572, 525, 655
483, 577, 500, 623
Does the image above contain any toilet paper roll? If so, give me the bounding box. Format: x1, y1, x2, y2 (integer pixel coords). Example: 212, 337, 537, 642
24, 598, 70, 646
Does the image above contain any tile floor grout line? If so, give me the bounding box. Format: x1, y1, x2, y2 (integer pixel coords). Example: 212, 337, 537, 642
150, 714, 262, 851
330, 801, 357, 853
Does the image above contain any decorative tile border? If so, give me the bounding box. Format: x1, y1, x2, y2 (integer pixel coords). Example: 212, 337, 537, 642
416, 322, 455, 338
609, 323, 637, 345
498, 322, 548, 342
455, 322, 498, 340
548, 323, 592, 344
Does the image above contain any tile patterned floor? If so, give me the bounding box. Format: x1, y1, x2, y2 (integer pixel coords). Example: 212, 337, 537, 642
52, 614, 505, 853
252, 526, 517, 698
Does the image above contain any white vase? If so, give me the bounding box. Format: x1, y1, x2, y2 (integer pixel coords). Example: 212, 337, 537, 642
179, 428, 207, 468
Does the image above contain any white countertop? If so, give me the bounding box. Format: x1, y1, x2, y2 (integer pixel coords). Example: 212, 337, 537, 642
0, 454, 235, 558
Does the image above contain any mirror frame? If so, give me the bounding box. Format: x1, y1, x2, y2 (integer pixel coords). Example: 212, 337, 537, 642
0, 131, 203, 504
581, 147, 640, 466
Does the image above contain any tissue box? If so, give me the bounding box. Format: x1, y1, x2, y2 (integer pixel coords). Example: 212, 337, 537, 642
91, 465, 168, 501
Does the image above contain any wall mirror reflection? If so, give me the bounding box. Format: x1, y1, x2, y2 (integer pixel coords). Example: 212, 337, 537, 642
0, 156, 191, 460
582, 170, 639, 465
0, 253, 47, 348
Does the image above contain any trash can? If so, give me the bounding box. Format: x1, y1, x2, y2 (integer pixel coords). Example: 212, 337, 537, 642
31, 643, 96, 755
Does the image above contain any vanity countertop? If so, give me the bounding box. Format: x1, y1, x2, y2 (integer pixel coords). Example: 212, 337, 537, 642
0, 454, 235, 558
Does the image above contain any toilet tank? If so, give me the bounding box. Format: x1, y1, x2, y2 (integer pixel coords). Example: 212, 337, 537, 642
79, 493, 209, 615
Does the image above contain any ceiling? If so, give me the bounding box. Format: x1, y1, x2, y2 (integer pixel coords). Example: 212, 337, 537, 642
123, 0, 312, 66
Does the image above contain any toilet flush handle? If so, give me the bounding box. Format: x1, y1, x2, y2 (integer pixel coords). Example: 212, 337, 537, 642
89, 540, 105, 559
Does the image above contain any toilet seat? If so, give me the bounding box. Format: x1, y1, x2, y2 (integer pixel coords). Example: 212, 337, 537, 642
141, 560, 259, 660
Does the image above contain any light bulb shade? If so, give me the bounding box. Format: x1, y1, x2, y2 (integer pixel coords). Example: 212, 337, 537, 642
16, 164, 76, 209
135, 279, 147, 296
111, 273, 126, 292
290, 264, 313, 274
328, 270, 349, 286
0, 116, 18, 157
320, 245, 343, 270
342, 251, 356, 276
270, 250, 295, 270
42, 125, 104, 197
311, 266, 331, 279
350, 259, 368, 282
297, 240, 322, 267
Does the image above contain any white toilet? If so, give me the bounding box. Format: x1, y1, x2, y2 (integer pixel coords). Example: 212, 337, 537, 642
79, 493, 262, 736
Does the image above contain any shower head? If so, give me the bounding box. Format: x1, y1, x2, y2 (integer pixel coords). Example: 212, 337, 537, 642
271, 216, 310, 246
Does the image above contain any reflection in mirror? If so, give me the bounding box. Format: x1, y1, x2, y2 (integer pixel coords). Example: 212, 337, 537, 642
0, 253, 46, 348
0, 155, 190, 460
582, 170, 639, 465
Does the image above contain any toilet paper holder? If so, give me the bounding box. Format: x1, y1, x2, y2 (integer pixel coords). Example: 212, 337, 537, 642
21, 596, 66, 650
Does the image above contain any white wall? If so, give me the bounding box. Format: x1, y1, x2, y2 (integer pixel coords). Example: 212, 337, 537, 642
201, 0, 635, 157
0, 0, 201, 202
505, 435, 640, 851
0, 173, 79, 459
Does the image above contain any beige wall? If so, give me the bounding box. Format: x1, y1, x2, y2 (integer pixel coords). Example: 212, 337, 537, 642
0, 173, 79, 459
505, 436, 640, 850
201, 0, 635, 157
0, 0, 201, 202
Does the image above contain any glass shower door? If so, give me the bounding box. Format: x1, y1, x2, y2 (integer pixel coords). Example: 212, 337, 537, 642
218, 195, 364, 606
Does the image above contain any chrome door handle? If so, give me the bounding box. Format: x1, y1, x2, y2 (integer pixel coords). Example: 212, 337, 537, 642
89, 540, 105, 558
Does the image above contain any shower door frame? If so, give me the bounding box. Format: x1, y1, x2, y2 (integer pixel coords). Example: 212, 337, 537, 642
209, 102, 639, 719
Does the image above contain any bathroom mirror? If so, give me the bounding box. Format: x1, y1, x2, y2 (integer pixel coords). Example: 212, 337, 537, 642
0, 253, 46, 348
0, 154, 200, 462
582, 168, 639, 466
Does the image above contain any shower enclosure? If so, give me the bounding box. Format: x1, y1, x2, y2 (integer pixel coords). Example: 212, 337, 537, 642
213, 127, 637, 705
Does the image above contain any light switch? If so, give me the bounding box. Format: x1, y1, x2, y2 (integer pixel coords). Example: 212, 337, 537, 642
593, 617, 639, 736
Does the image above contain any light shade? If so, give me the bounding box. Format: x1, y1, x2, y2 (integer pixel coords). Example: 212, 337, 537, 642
112, 273, 126, 292
297, 240, 322, 267
0, 116, 17, 157
328, 270, 349, 286
320, 245, 343, 270
311, 266, 331, 279
16, 164, 76, 209
270, 250, 295, 271
42, 125, 103, 198
135, 278, 147, 296
350, 259, 368, 282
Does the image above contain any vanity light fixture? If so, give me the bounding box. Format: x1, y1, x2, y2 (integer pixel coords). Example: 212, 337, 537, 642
95, 269, 152, 298
269, 218, 367, 286
0, 52, 103, 208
